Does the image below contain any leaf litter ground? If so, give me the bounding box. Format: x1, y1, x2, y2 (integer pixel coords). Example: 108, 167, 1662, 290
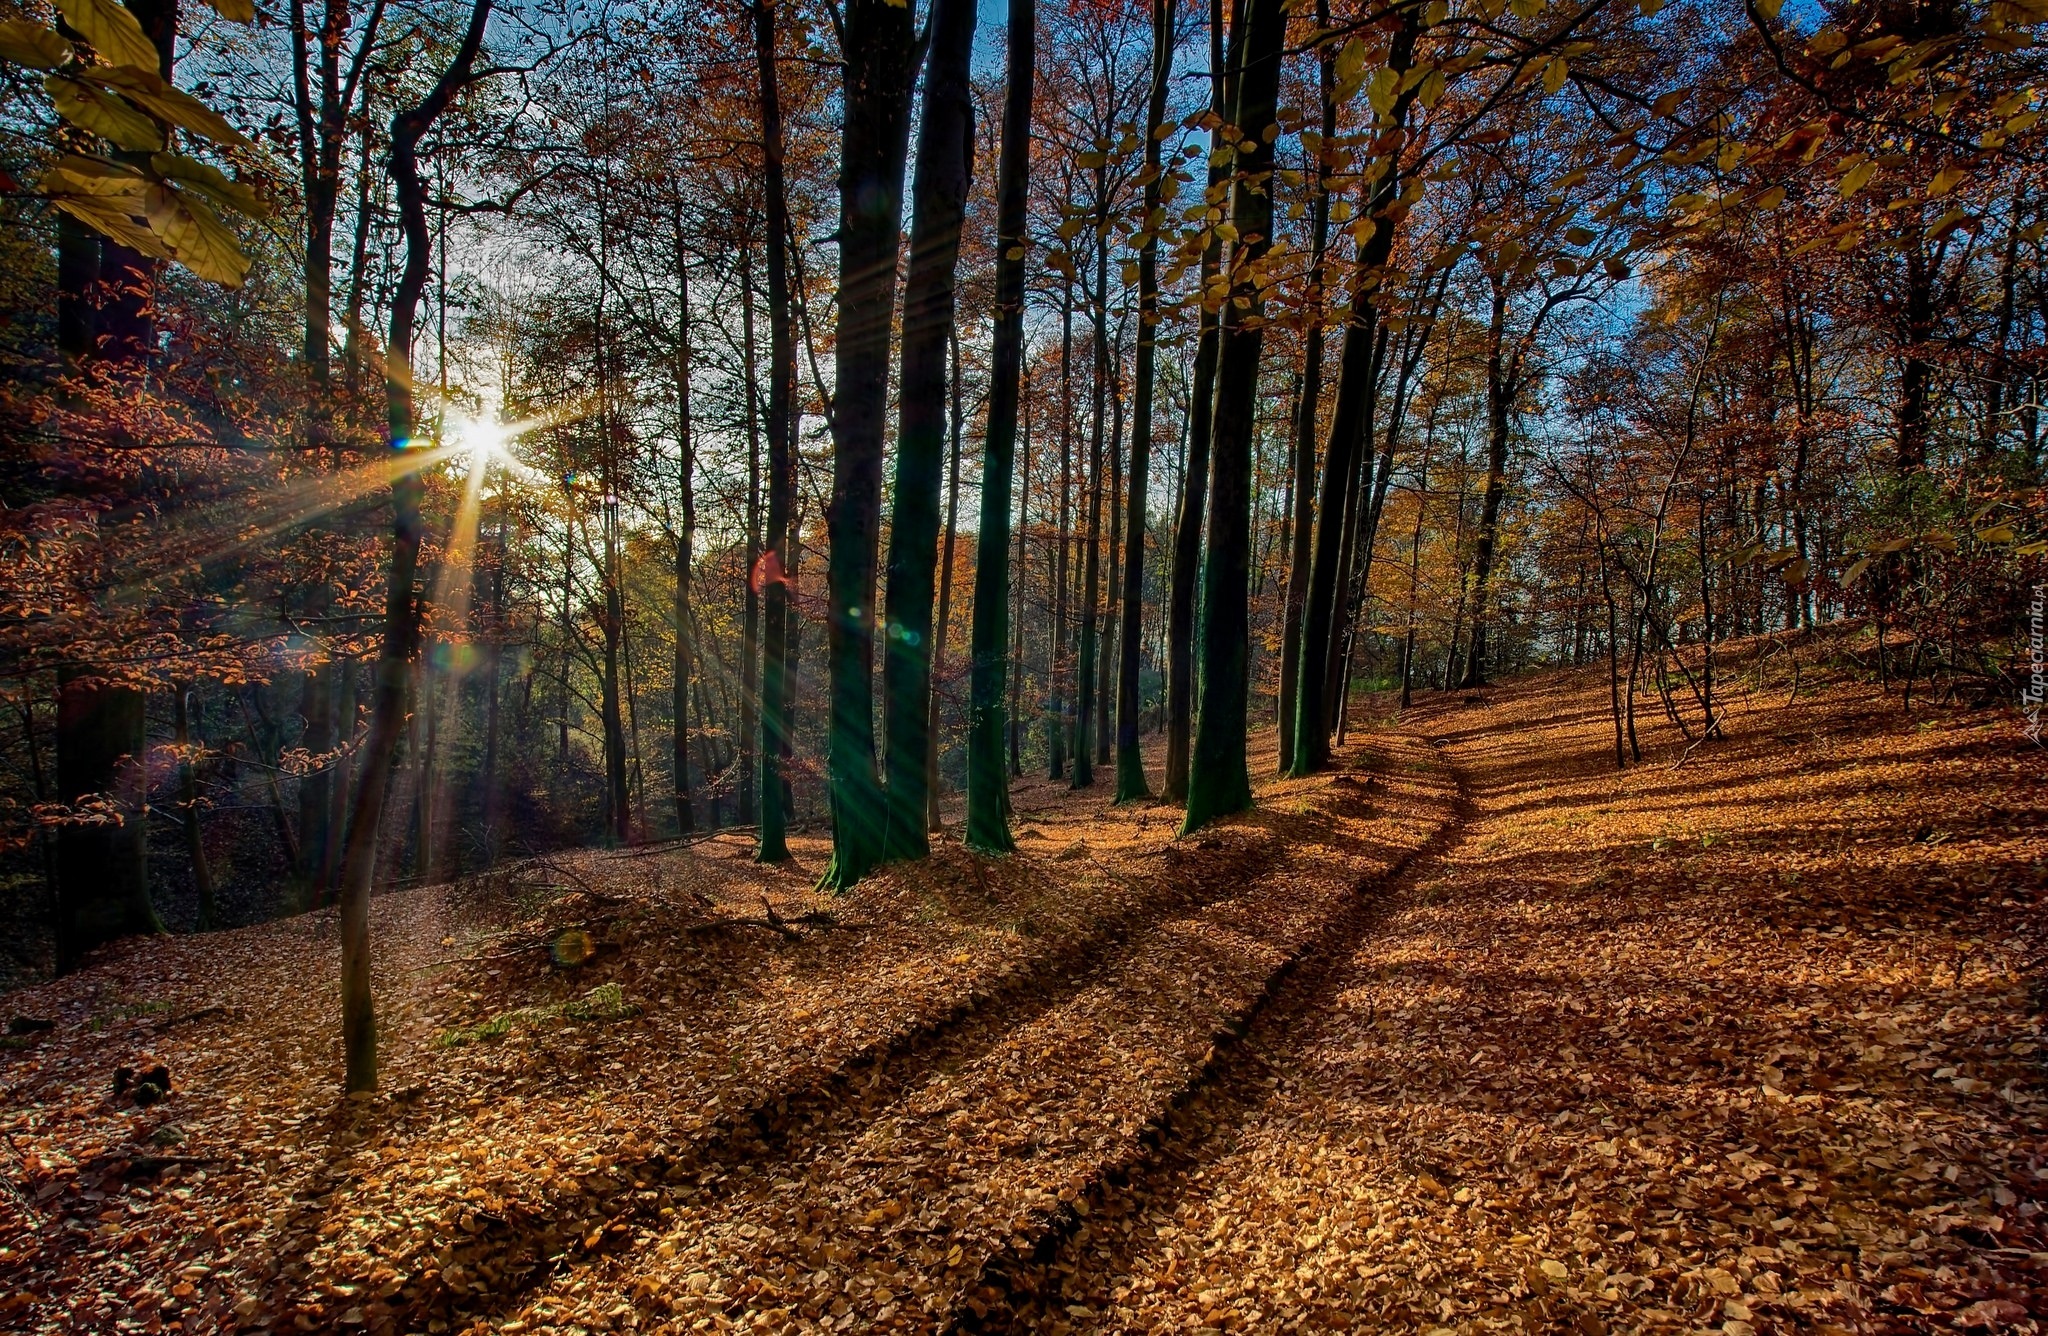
0, 637, 2042, 1334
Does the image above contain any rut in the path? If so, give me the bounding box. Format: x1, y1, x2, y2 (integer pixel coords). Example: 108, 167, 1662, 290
954, 719, 1477, 1333
408, 815, 1292, 1328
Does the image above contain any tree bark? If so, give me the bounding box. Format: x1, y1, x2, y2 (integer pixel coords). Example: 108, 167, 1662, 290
753, 0, 798, 863
1115, 0, 1171, 802
820, 0, 919, 889
1275, 0, 1332, 775
1181, 0, 1282, 833
739, 243, 763, 826
928, 327, 967, 831
1162, 0, 1237, 803
879, 0, 975, 862
673, 242, 697, 835
965, 0, 1034, 853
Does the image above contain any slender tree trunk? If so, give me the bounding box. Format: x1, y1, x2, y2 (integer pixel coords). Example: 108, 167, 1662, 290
1009, 371, 1032, 779
1896, 234, 1933, 476
1048, 278, 1073, 779
1276, 0, 1332, 774
1163, 0, 1236, 803
820, 0, 919, 888
740, 244, 763, 826
1092, 310, 1121, 772
324, 659, 354, 895
1116, 0, 1174, 802
965, 0, 1033, 853
1182, 0, 1282, 833
753, 0, 797, 863
673, 245, 697, 835
479, 528, 504, 861
1459, 282, 1513, 688
928, 328, 967, 831
1071, 242, 1107, 789
334, 0, 492, 1091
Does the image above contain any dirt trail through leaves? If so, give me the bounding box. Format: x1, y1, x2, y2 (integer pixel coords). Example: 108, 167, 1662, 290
987, 664, 2048, 1335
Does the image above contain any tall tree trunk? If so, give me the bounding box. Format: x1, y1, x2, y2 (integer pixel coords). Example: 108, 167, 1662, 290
1286, 14, 1418, 774
1163, 0, 1236, 803
965, 0, 1033, 853
1116, 0, 1172, 801
1275, 0, 1332, 775
1896, 233, 1933, 476
1182, 0, 1282, 833
479, 528, 504, 862
1009, 373, 1032, 779
1048, 278, 1073, 780
820, 0, 919, 889
928, 328, 966, 831
673, 243, 697, 835
1460, 281, 1515, 689
1072, 216, 1111, 789
333, 0, 492, 1091
753, 0, 798, 863
879, 0, 975, 864
323, 658, 355, 896
1095, 321, 1121, 771
739, 243, 763, 826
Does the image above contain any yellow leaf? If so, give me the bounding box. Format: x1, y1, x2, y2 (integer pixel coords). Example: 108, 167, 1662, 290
1839, 555, 1872, 588
1927, 166, 1964, 197
0, 20, 75, 69
1543, 58, 1567, 95
1975, 524, 2017, 543
53, 0, 159, 69
1755, 0, 1784, 16
41, 152, 146, 196
150, 151, 265, 216
88, 65, 248, 147
45, 74, 161, 151
1756, 185, 1786, 209
1652, 89, 1685, 117
1366, 67, 1398, 117
143, 182, 249, 286
1781, 558, 1809, 585
1838, 159, 1876, 197
203, 0, 256, 19
52, 192, 167, 259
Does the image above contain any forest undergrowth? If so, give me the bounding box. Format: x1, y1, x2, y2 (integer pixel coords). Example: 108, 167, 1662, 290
1, 631, 2043, 1336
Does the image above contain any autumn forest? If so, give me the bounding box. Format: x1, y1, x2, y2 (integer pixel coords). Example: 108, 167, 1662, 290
1, 0, 2046, 1327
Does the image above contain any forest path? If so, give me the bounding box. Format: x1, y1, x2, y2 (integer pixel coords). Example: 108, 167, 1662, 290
499, 725, 1464, 1334
976, 667, 2048, 1335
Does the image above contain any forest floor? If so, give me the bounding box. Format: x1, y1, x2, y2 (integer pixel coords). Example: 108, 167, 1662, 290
1, 629, 2045, 1335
